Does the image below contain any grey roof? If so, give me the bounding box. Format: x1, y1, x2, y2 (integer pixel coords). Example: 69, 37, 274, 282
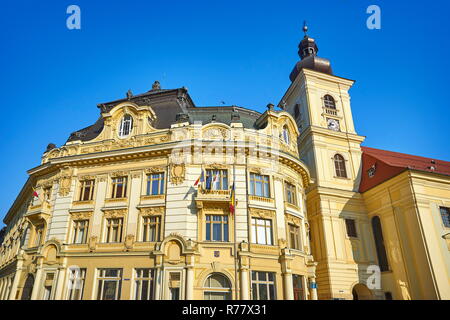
66, 88, 263, 143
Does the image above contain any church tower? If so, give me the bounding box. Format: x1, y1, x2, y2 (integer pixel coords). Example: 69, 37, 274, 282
280, 24, 381, 300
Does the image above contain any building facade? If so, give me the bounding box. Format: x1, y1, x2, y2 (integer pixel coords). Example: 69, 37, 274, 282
0, 29, 449, 300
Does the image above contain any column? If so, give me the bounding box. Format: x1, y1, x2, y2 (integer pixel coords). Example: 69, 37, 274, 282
0, 279, 5, 300
54, 267, 67, 300
240, 268, 249, 300
185, 266, 194, 300
154, 267, 162, 300
30, 267, 43, 300
309, 276, 318, 300
283, 272, 294, 300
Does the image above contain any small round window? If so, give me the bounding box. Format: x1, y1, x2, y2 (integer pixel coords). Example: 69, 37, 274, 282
119, 114, 133, 137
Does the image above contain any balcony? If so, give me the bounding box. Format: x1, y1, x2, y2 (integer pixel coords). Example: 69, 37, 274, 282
25, 201, 51, 224
195, 186, 231, 208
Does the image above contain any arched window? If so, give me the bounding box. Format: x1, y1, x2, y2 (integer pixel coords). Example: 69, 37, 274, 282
282, 126, 290, 144
371, 216, 389, 272
119, 115, 133, 137
333, 154, 347, 178
203, 273, 232, 300
323, 95, 336, 109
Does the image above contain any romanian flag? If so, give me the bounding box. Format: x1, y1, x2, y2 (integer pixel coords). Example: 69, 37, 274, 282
229, 183, 235, 215
32, 189, 39, 198
194, 170, 204, 187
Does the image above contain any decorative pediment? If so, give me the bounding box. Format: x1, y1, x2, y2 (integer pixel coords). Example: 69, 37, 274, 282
202, 126, 230, 140
111, 171, 129, 178
285, 213, 302, 226
249, 207, 276, 219
103, 208, 127, 218
139, 206, 164, 216
145, 167, 166, 174
79, 175, 96, 181
69, 210, 93, 220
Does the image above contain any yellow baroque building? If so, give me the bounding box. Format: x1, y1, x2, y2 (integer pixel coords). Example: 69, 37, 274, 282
0, 30, 449, 300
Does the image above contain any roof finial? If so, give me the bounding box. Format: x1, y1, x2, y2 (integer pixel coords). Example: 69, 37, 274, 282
303, 21, 308, 36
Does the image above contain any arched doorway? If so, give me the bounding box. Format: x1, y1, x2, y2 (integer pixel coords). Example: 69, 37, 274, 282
203, 273, 232, 300
352, 283, 373, 300
21, 274, 34, 300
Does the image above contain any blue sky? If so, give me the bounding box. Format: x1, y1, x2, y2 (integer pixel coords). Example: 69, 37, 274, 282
0, 0, 449, 224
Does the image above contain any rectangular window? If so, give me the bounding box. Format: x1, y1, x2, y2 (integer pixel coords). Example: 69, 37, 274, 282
205, 169, 228, 190
111, 177, 127, 198
43, 187, 52, 202
288, 224, 301, 250
134, 269, 155, 300
97, 269, 122, 300
142, 216, 161, 242
251, 218, 273, 245
249, 173, 270, 198
105, 218, 123, 243
251, 271, 276, 300
146, 173, 165, 196
67, 268, 86, 300
345, 219, 358, 238
205, 215, 229, 242
168, 272, 181, 300
440, 207, 450, 228
285, 182, 297, 205
72, 220, 89, 244
292, 274, 305, 300
79, 180, 95, 201
34, 225, 44, 247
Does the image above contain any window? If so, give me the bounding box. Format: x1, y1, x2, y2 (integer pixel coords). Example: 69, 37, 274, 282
142, 216, 161, 242
79, 180, 95, 201
72, 220, 89, 244
333, 154, 347, 178
251, 271, 276, 300
204, 273, 232, 300
251, 218, 273, 245
439, 207, 450, 228
345, 219, 357, 238
249, 173, 270, 198
111, 177, 127, 198
168, 272, 181, 300
285, 182, 297, 205
372, 216, 389, 272
206, 215, 229, 242
119, 115, 133, 137
288, 224, 301, 250
34, 225, 44, 247
292, 274, 305, 300
105, 218, 123, 243
205, 169, 228, 190
43, 187, 52, 202
134, 269, 155, 300
323, 94, 336, 109
43, 273, 55, 300
97, 269, 122, 300
67, 268, 86, 300
282, 126, 290, 144
385, 292, 393, 300
146, 173, 165, 195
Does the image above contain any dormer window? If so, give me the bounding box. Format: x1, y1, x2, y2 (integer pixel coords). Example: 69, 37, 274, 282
282, 126, 290, 144
119, 115, 133, 137
323, 95, 336, 109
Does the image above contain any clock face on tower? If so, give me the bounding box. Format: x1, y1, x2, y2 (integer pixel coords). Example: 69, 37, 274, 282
327, 118, 340, 131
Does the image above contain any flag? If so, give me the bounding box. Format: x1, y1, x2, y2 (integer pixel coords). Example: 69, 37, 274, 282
33, 190, 39, 198
194, 170, 204, 187
229, 183, 235, 215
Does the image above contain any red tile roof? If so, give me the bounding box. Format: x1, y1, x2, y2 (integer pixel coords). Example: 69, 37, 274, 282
359, 147, 450, 193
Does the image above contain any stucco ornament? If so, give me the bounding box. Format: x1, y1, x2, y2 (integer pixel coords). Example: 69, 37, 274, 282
58, 166, 73, 196
170, 163, 185, 185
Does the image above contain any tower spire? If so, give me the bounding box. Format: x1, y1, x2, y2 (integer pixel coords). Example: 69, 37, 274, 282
303, 21, 308, 36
